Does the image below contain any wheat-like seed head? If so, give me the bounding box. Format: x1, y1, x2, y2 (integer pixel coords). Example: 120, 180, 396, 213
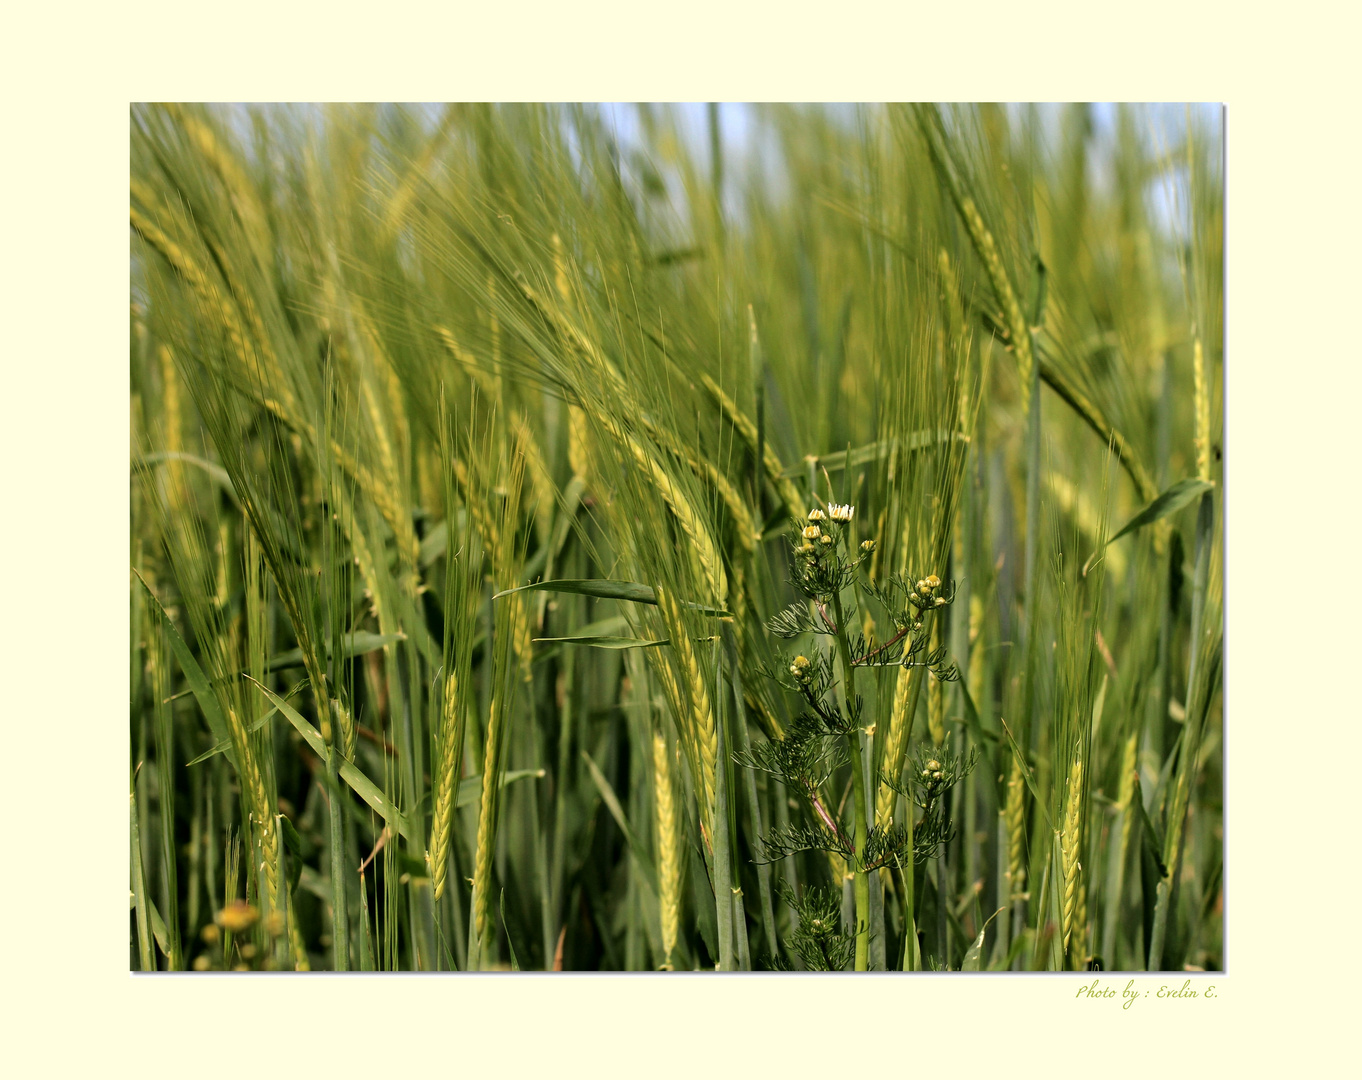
511, 592, 533, 684
551, 232, 572, 303
224, 704, 280, 903
436, 324, 498, 396
927, 669, 946, 748
156, 344, 186, 509
471, 690, 503, 955
960, 196, 1037, 413
875, 664, 918, 827
512, 411, 556, 545
163, 105, 270, 257
567, 404, 592, 483
130, 199, 299, 424
653, 731, 680, 970
1193, 338, 1212, 482
598, 414, 727, 602
1060, 755, 1084, 952
330, 697, 357, 763
1005, 756, 1027, 901
655, 587, 718, 823
697, 372, 805, 525
429, 671, 461, 901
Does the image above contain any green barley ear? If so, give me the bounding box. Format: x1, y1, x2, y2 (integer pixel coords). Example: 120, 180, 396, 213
429, 671, 461, 902
1193, 338, 1212, 482
1005, 756, 1028, 906
696, 371, 805, 525
875, 666, 921, 828
328, 696, 356, 765
653, 731, 681, 970
656, 586, 718, 826
1060, 753, 1084, 958
430, 383, 482, 911
914, 104, 1036, 415
468, 436, 527, 967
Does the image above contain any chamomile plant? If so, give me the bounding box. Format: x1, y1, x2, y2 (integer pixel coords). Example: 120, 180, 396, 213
740, 503, 972, 969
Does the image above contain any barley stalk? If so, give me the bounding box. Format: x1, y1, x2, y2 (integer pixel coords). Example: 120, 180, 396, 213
1074, 871, 1089, 967
287, 894, 311, 970
1101, 731, 1140, 966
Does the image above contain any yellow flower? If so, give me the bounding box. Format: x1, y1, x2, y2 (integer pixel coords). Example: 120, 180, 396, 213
216, 900, 259, 934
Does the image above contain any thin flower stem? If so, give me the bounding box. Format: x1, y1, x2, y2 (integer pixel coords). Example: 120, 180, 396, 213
808, 788, 850, 850
855, 626, 909, 667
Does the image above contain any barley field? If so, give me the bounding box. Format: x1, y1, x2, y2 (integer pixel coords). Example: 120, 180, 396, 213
129, 103, 1222, 972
